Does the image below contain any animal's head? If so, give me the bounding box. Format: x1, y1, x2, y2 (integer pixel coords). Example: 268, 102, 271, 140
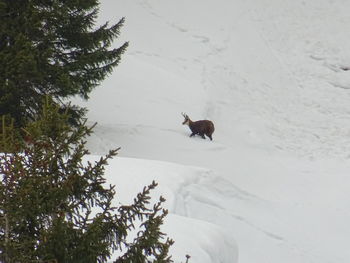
181, 112, 190, 126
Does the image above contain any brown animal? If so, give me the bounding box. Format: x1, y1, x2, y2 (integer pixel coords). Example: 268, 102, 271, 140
182, 113, 215, 140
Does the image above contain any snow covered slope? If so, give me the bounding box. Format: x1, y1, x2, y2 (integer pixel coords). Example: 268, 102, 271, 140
75, 0, 350, 262
85, 156, 238, 263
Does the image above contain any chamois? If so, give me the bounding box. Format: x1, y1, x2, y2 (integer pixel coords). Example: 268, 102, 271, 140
181, 113, 215, 140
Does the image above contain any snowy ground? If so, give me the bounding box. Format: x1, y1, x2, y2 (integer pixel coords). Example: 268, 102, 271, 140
75, 0, 350, 262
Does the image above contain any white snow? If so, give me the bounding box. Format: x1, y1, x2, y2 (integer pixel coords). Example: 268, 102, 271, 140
74, 0, 350, 262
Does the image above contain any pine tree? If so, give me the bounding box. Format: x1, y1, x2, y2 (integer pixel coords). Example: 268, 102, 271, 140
0, 99, 174, 263
0, 0, 128, 126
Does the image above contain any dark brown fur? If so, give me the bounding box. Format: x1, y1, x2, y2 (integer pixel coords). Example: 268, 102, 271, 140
182, 113, 215, 140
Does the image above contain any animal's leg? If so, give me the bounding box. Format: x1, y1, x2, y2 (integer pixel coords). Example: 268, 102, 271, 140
200, 133, 206, 139
190, 133, 196, 137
